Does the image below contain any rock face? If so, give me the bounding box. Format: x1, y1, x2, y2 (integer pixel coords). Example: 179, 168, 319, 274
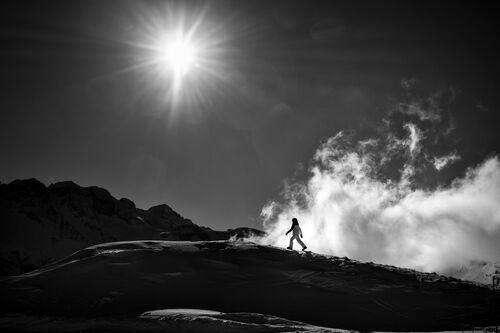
0, 179, 264, 275
1, 241, 498, 331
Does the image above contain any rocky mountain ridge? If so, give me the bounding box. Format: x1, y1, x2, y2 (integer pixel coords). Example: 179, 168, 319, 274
0, 178, 264, 275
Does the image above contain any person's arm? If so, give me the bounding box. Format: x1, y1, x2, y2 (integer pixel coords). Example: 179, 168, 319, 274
300, 227, 303, 238
285, 226, 293, 235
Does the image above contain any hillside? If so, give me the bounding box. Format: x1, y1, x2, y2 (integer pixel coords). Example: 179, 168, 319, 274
0, 179, 263, 275
1, 241, 498, 332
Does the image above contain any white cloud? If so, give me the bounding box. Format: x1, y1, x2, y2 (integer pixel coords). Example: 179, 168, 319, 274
398, 102, 442, 122
259, 146, 500, 272
392, 80, 456, 127
404, 123, 423, 158
400, 77, 418, 90
256, 83, 498, 273
433, 153, 461, 171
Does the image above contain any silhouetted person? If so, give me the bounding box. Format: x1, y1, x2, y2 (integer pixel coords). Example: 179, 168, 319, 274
286, 218, 307, 251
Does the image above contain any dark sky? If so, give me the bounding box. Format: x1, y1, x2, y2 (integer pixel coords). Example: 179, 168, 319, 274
1, 0, 499, 230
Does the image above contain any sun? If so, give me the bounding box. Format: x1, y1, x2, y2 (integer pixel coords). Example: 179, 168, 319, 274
127, 3, 229, 109
143, 25, 213, 108
157, 34, 198, 78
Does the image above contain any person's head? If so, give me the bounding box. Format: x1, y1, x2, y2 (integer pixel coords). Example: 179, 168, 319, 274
291, 218, 299, 226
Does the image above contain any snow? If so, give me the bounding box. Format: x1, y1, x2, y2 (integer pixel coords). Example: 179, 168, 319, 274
0, 310, 348, 332
142, 308, 223, 316
1, 240, 498, 331
0, 310, 494, 333
140, 308, 348, 332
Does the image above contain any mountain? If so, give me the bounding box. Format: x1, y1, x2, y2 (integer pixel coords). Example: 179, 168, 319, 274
0, 179, 264, 275
1, 241, 497, 332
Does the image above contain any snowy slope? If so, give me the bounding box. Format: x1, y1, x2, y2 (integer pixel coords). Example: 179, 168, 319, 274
0, 309, 346, 333
1, 241, 497, 332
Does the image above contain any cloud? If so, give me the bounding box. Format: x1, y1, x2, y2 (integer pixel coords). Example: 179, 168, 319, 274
397, 101, 442, 122
259, 143, 500, 272
389, 79, 457, 133
404, 123, 423, 158
257, 82, 500, 273
433, 153, 461, 171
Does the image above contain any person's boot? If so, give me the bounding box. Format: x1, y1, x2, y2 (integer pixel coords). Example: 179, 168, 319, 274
302, 246, 307, 251
287, 246, 292, 250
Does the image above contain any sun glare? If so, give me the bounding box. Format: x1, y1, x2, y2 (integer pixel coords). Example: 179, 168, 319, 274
158, 36, 198, 77
129, 3, 228, 110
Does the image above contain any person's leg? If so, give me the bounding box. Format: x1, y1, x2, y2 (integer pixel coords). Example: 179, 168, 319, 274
288, 236, 294, 249
296, 237, 306, 249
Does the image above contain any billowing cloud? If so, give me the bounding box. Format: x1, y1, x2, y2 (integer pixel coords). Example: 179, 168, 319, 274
259, 141, 500, 272
257, 82, 500, 273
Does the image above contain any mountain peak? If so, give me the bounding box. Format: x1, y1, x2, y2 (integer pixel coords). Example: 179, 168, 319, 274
48, 180, 80, 190
1, 178, 253, 275
147, 204, 175, 214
